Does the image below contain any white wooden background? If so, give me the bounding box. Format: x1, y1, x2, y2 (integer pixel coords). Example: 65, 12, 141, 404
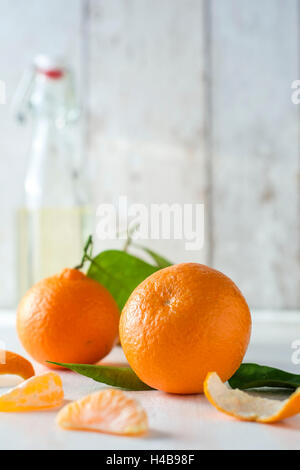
0, 0, 299, 310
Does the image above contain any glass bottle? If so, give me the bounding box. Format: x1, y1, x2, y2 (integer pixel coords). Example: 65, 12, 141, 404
13, 55, 91, 297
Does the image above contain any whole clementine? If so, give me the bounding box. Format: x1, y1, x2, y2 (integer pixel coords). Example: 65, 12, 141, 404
119, 263, 251, 394
17, 268, 119, 368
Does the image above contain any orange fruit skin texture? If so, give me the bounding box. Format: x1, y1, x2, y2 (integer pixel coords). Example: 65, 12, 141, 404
0, 351, 34, 380
17, 269, 120, 368
120, 263, 252, 394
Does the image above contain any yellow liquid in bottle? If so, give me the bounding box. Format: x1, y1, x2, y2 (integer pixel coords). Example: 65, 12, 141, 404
17, 207, 91, 298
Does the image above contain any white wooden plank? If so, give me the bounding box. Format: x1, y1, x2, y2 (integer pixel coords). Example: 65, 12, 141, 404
211, 0, 299, 309
0, 0, 82, 306
88, 0, 208, 264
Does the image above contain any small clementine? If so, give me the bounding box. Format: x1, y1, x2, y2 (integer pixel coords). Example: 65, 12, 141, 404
119, 263, 251, 394
17, 268, 119, 368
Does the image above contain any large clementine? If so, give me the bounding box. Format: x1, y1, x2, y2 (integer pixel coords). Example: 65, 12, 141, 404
119, 263, 251, 394
17, 268, 119, 368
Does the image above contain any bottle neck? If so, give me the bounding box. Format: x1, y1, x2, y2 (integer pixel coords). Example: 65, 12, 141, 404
29, 72, 79, 126
18, 68, 85, 209
25, 118, 75, 209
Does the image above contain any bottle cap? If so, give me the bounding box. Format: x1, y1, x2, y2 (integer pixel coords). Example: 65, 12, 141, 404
34, 54, 66, 79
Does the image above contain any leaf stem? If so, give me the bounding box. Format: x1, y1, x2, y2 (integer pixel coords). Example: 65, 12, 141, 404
122, 222, 140, 252
74, 235, 93, 270
85, 253, 129, 288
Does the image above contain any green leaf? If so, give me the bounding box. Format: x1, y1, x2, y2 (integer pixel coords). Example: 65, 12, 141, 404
47, 361, 153, 391
87, 250, 159, 311
229, 363, 300, 390
136, 245, 172, 269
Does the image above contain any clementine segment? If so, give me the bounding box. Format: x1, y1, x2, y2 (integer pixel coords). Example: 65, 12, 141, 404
0, 372, 63, 412
120, 263, 251, 394
17, 268, 119, 368
0, 351, 34, 380
57, 389, 148, 436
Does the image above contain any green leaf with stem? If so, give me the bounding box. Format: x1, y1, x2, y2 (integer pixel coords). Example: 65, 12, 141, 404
133, 243, 172, 269
87, 250, 159, 311
77, 235, 173, 311
47, 361, 153, 391
229, 363, 300, 390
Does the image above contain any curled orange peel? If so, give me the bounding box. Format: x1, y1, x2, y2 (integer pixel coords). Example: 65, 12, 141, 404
0, 372, 64, 412
57, 389, 148, 436
204, 372, 300, 424
0, 351, 34, 380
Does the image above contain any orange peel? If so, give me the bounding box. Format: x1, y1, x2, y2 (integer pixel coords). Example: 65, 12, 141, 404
57, 389, 148, 436
0, 351, 34, 380
204, 372, 300, 423
0, 372, 64, 412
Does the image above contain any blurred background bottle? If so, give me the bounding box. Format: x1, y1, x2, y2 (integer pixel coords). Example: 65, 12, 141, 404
13, 55, 91, 298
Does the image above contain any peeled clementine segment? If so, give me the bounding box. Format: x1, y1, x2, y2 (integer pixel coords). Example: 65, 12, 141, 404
57, 389, 148, 436
0, 351, 34, 380
204, 372, 300, 423
0, 372, 64, 412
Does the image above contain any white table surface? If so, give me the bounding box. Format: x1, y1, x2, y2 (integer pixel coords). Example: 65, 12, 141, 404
1, 310, 300, 450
